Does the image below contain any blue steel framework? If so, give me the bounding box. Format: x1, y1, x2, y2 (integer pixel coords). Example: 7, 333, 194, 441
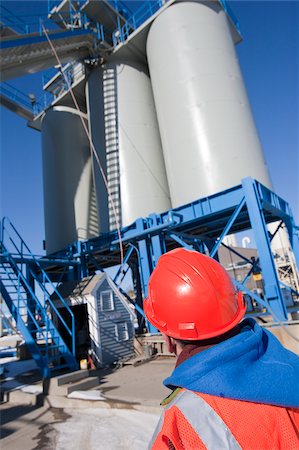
104, 177, 298, 332
2, 177, 298, 337
1, 177, 298, 375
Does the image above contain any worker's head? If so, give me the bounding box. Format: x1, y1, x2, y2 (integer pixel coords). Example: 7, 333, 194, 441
144, 248, 246, 344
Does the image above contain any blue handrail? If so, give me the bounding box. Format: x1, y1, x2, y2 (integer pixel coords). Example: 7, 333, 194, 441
112, 0, 241, 47
0, 82, 43, 115
0, 4, 31, 34
1, 256, 54, 339
47, 0, 85, 14
1, 217, 76, 358
42, 61, 82, 91
0, 5, 49, 35
219, 0, 241, 36
112, 0, 163, 46
1, 64, 84, 120
1, 1, 89, 36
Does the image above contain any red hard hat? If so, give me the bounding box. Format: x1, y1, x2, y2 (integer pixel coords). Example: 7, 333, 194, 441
144, 248, 246, 340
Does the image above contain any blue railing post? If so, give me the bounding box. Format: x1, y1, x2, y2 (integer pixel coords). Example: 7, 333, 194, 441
97, 23, 104, 41
69, 0, 73, 30
17, 272, 21, 312
0, 218, 3, 244
292, 226, 299, 269
72, 314, 76, 356
149, 1, 153, 15
132, 218, 159, 334
0, 83, 42, 118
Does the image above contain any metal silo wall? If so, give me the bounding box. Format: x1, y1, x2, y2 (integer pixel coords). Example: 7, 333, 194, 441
146, 0, 272, 207
86, 68, 110, 234
41, 106, 99, 254
88, 61, 171, 230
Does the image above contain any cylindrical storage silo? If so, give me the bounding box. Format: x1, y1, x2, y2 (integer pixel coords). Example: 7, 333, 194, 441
41, 106, 99, 254
87, 61, 171, 229
147, 0, 272, 207
86, 68, 110, 234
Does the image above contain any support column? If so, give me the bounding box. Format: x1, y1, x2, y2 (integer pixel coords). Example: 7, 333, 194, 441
136, 217, 167, 333
242, 178, 288, 321
130, 261, 146, 334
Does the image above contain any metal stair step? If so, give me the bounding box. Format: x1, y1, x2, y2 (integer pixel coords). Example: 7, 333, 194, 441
2, 283, 25, 287
45, 350, 72, 361
0, 286, 22, 290
40, 344, 65, 354
29, 328, 55, 334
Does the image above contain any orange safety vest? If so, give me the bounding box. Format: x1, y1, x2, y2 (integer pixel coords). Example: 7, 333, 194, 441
150, 388, 299, 450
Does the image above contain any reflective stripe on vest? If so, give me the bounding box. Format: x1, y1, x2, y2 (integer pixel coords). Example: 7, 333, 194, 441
149, 390, 242, 450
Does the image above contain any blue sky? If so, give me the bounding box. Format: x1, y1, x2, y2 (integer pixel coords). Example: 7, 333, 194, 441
0, 0, 298, 255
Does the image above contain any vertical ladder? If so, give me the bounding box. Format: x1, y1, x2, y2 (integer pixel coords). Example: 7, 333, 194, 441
103, 66, 122, 230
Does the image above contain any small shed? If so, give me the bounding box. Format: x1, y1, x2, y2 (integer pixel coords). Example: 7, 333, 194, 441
51, 273, 136, 367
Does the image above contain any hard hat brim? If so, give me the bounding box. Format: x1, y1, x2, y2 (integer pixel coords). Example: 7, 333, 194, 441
144, 291, 246, 340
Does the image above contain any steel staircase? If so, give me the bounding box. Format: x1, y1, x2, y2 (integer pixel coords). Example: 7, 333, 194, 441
0, 218, 78, 377
0, 28, 99, 81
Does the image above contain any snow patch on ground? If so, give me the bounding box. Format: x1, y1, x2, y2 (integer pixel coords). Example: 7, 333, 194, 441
67, 390, 106, 401
21, 384, 43, 394
50, 408, 160, 450
0, 335, 23, 347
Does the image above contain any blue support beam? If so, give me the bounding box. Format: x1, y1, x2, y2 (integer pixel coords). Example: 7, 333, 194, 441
2, 178, 298, 337
210, 197, 246, 258
113, 246, 134, 283
242, 178, 288, 321
92, 178, 297, 329
167, 233, 195, 250
148, 214, 166, 269
135, 219, 156, 333
291, 226, 299, 269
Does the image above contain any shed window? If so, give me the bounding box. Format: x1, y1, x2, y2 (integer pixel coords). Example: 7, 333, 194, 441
115, 322, 129, 341
100, 290, 114, 311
